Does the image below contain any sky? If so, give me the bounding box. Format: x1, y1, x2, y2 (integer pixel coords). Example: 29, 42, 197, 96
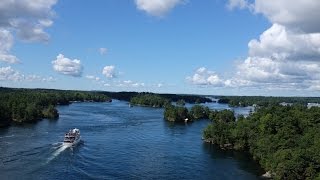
1, 0, 320, 96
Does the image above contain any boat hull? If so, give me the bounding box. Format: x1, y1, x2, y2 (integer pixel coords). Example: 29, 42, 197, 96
63, 136, 81, 146
63, 128, 81, 146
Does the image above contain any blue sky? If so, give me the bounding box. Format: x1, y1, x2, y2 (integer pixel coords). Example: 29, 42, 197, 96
1, 0, 320, 96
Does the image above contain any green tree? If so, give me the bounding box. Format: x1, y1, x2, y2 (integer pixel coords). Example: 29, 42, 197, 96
189, 105, 209, 119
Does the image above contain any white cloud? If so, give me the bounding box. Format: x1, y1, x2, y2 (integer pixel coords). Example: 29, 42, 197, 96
248, 24, 320, 62
0, 66, 56, 82
225, 24, 320, 90
10, 19, 50, 42
124, 80, 133, 84
85, 75, 100, 81
102, 65, 116, 78
52, 54, 83, 77
135, 0, 184, 17
0, 0, 57, 42
254, 0, 320, 33
43, 76, 57, 82
99, 48, 107, 55
186, 67, 224, 86
25, 74, 43, 82
0, 0, 57, 64
227, 0, 250, 10
25, 74, 57, 82
115, 80, 145, 88
85, 75, 95, 79
0, 66, 23, 81
132, 82, 145, 87
228, 0, 320, 33
222, 0, 320, 92
0, 29, 19, 63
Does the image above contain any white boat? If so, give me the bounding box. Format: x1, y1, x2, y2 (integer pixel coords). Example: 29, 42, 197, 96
63, 128, 81, 146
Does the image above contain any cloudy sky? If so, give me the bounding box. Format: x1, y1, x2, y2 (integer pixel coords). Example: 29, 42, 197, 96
0, 0, 320, 96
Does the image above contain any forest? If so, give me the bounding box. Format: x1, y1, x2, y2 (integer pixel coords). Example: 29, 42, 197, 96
2, 87, 320, 178
203, 105, 320, 179
130, 94, 170, 108
99, 91, 212, 104
128, 93, 212, 108
164, 104, 211, 122
217, 96, 320, 107
0, 88, 211, 126
0, 87, 111, 127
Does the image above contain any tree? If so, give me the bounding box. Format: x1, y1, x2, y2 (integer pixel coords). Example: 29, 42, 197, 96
42, 105, 59, 119
164, 104, 189, 122
176, 99, 186, 106
189, 105, 209, 119
203, 105, 320, 179
0, 87, 110, 125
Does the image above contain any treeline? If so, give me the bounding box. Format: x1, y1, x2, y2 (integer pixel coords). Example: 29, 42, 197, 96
159, 93, 211, 104
203, 105, 320, 179
217, 96, 320, 107
0, 87, 111, 127
164, 104, 231, 123
99, 91, 212, 104
130, 94, 170, 108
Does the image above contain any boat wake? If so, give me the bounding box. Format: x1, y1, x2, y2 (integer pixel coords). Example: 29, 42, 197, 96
46, 143, 72, 163
0, 134, 15, 139
1, 145, 50, 166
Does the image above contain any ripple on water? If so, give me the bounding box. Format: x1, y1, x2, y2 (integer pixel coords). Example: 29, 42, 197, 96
0, 101, 263, 179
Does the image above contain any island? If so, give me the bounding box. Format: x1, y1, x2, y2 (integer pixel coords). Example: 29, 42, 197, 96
130, 94, 170, 108
2, 87, 320, 179
99, 91, 212, 104
216, 95, 320, 107
203, 105, 320, 179
0, 88, 212, 127
164, 104, 212, 122
0, 87, 111, 127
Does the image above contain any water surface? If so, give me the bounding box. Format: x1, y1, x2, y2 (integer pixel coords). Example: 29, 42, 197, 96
0, 100, 262, 179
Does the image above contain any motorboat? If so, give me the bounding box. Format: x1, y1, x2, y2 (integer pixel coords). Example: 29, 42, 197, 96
63, 128, 81, 146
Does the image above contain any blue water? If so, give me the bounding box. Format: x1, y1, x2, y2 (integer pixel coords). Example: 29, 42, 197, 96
0, 100, 262, 179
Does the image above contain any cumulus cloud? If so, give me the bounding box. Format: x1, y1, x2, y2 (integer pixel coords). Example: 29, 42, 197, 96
254, 0, 320, 33
186, 67, 224, 86
227, 0, 250, 10
25, 75, 56, 82
102, 65, 116, 78
230, 24, 320, 89
43, 76, 57, 82
52, 54, 83, 77
221, 0, 320, 92
248, 24, 320, 61
0, 0, 57, 42
228, 0, 320, 33
0, 0, 57, 64
117, 80, 145, 88
0, 66, 56, 82
0, 29, 19, 63
85, 75, 100, 81
99, 48, 107, 55
0, 66, 23, 81
132, 82, 145, 87
135, 0, 184, 17
10, 19, 50, 42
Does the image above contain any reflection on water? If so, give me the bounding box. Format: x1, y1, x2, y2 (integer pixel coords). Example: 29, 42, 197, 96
202, 143, 264, 175
0, 101, 262, 179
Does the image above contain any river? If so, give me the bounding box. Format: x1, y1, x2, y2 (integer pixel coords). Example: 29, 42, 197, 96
0, 100, 263, 179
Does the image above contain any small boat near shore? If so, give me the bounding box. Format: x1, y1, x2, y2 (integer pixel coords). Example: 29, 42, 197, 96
63, 128, 81, 146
